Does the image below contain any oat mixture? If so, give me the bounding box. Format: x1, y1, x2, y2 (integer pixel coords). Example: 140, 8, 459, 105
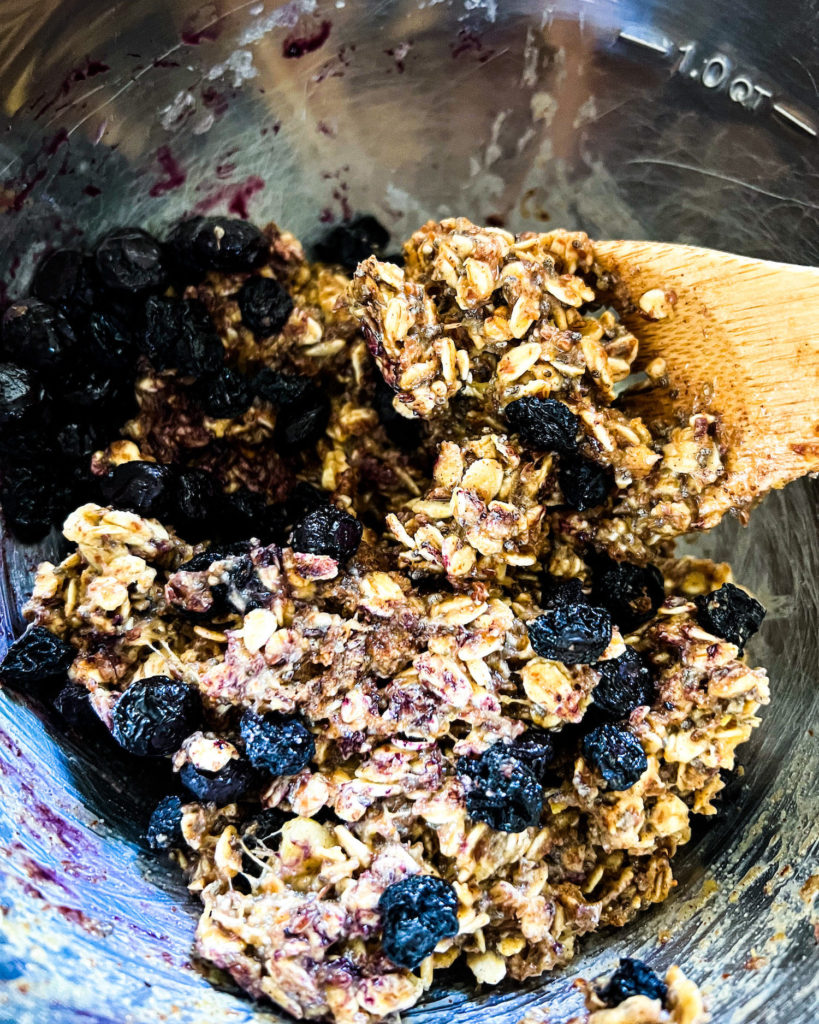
3, 217, 768, 1022
521, 959, 708, 1024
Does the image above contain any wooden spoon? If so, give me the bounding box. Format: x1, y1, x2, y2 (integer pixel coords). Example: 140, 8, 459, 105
594, 240, 819, 514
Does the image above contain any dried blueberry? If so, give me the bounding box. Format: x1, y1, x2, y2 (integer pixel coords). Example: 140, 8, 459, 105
2, 300, 76, 377
527, 603, 612, 664
695, 582, 765, 652
378, 874, 459, 970
505, 397, 579, 454
216, 554, 275, 614
99, 461, 174, 518
592, 560, 665, 633
167, 216, 267, 275
0, 363, 42, 429
61, 365, 127, 413
285, 481, 327, 521
511, 729, 555, 783
273, 391, 330, 455
233, 865, 259, 896
53, 681, 100, 731
593, 648, 655, 719
31, 249, 98, 315
598, 958, 668, 1007
315, 215, 390, 271
290, 503, 362, 561
253, 368, 311, 408
176, 299, 224, 377
146, 795, 185, 851
0, 626, 75, 687
173, 468, 220, 541
237, 276, 294, 337
142, 296, 183, 370
0, 431, 49, 474
456, 742, 543, 832
177, 542, 251, 573
240, 710, 315, 777
558, 456, 612, 511
195, 367, 253, 419
215, 487, 286, 545
95, 227, 167, 295
241, 806, 288, 843
373, 374, 423, 451
0, 425, 56, 472
51, 469, 91, 523
179, 756, 256, 803
1, 467, 57, 542
541, 576, 587, 610
236, 808, 288, 890
581, 723, 647, 791
79, 309, 136, 373
111, 676, 202, 757
55, 419, 107, 466
141, 297, 223, 376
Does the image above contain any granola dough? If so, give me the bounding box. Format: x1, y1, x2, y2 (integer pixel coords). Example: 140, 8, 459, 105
23, 219, 770, 1023
521, 963, 708, 1024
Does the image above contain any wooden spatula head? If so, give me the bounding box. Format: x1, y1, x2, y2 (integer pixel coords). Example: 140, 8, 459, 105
594, 240, 819, 507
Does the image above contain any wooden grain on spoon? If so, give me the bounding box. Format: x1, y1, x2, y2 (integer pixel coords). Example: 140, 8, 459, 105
594, 240, 819, 512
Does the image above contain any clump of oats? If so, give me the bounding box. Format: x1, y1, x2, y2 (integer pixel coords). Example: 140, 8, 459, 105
22, 217, 765, 1024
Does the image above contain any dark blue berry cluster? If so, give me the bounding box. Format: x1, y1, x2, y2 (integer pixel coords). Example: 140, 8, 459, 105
0, 215, 310, 544
456, 742, 545, 832
504, 396, 612, 511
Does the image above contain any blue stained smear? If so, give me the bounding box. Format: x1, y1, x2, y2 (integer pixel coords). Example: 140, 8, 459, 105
0, 958, 25, 980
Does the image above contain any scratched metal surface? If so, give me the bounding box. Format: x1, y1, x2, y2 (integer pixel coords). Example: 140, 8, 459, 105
0, 1, 817, 1022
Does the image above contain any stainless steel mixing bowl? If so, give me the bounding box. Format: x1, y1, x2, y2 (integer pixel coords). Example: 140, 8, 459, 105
0, 2, 816, 1022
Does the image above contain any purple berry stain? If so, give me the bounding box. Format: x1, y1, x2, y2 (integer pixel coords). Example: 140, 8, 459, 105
194, 176, 265, 218
45, 129, 70, 156
181, 4, 221, 46
149, 146, 187, 198
34, 58, 111, 119
201, 86, 229, 118
450, 29, 496, 63
385, 41, 412, 73
283, 20, 332, 59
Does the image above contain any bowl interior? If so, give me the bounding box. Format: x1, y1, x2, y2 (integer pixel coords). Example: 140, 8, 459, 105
0, 2, 817, 1022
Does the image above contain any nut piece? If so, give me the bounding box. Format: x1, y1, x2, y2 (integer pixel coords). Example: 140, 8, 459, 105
467, 950, 507, 985
241, 608, 278, 653
638, 288, 675, 320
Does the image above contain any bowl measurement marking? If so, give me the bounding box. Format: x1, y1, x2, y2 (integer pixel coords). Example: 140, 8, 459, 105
617, 29, 817, 137
676, 43, 772, 109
